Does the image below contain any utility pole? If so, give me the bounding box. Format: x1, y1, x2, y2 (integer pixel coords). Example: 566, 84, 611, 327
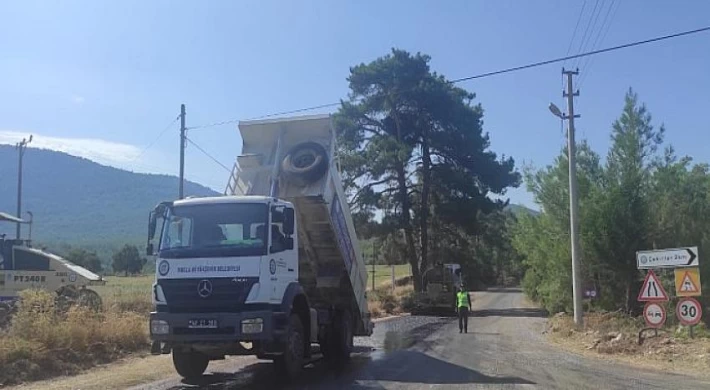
372, 254, 376, 292
563, 68, 583, 327
179, 104, 186, 199
26, 211, 33, 245
16, 135, 33, 239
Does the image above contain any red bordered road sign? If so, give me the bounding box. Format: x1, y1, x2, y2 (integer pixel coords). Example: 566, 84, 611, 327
676, 297, 703, 326
638, 270, 669, 302
643, 302, 666, 328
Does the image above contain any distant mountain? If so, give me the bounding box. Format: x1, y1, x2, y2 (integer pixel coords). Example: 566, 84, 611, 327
505, 203, 540, 217
0, 146, 220, 249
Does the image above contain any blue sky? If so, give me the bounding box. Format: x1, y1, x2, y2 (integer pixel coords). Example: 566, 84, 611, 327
1, 1, 709, 208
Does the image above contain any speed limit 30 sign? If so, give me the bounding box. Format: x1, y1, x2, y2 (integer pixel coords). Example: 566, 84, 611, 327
676, 297, 703, 326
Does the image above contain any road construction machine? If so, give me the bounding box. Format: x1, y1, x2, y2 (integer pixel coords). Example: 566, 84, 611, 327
147, 115, 372, 380
410, 263, 463, 316
0, 212, 106, 326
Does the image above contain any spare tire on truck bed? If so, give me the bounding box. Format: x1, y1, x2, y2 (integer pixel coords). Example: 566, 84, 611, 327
281, 142, 329, 186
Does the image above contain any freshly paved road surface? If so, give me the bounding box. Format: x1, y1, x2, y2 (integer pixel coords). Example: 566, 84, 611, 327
130, 289, 710, 390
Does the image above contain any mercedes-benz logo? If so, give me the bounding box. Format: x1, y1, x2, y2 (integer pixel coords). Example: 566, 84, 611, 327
197, 279, 213, 298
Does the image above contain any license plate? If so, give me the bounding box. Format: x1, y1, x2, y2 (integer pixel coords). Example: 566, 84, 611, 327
188, 319, 218, 329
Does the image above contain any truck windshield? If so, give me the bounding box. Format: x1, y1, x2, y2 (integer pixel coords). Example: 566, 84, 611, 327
159, 203, 268, 258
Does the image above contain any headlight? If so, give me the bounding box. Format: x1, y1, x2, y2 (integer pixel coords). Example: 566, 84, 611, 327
241, 318, 264, 334
151, 320, 170, 335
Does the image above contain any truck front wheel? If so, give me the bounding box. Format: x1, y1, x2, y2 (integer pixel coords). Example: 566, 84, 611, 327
274, 314, 305, 379
172, 348, 209, 380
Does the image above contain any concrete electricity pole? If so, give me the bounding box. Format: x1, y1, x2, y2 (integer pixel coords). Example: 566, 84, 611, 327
179, 104, 186, 199
549, 68, 583, 327
16, 135, 33, 239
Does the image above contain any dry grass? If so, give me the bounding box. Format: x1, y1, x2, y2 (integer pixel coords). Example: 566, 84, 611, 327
366, 264, 411, 290
547, 311, 710, 376
0, 268, 414, 385
0, 290, 149, 386
93, 275, 154, 314
368, 277, 413, 318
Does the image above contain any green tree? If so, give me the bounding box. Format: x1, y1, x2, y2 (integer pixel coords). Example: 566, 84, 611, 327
65, 247, 103, 274
336, 48, 519, 291
513, 141, 603, 312
514, 89, 671, 314
112, 244, 146, 276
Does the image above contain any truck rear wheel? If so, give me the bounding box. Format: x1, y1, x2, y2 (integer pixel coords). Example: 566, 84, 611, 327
274, 313, 305, 379
323, 311, 353, 366
172, 348, 209, 380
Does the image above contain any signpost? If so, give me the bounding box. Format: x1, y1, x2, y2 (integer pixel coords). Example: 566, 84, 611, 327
674, 267, 702, 297
636, 245, 702, 337
643, 302, 666, 328
637, 270, 669, 302
636, 247, 698, 269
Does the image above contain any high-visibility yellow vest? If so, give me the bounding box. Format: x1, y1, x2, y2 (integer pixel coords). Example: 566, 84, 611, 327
457, 291, 469, 308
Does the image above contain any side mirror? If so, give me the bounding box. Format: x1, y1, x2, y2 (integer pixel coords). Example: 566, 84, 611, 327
148, 211, 157, 240
284, 237, 294, 250
146, 242, 154, 256
283, 208, 295, 236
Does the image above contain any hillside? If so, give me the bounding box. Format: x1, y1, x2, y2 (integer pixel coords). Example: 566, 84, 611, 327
506, 203, 540, 217
0, 145, 219, 250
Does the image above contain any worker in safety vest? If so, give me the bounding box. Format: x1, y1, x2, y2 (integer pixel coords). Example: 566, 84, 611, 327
456, 286, 472, 333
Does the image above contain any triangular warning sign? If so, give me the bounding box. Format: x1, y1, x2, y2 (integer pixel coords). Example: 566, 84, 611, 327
679, 272, 699, 293
638, 270, 669, 302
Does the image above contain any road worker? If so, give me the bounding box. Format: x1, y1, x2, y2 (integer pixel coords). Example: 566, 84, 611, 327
456, 286, 472, 333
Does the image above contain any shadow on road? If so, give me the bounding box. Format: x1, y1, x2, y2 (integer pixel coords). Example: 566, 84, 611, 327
169, 316, 534, 389
366, 350, 535, 385
484, 287, 523, 293
469, 307, 548, 318
175, 349, 533, 389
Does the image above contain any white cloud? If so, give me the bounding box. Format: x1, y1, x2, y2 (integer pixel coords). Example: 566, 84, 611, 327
0, 130, 173, 175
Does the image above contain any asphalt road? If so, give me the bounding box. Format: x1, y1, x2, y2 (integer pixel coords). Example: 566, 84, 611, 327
130, 289, 710, 390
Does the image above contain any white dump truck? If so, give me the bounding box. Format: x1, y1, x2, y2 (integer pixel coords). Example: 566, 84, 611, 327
147, 114, 372, 380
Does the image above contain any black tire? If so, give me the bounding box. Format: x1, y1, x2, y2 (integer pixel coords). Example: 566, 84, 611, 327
78, 289, 103, 312
274, 314, 305, 379
281, 142, 329, 186
322, 311, 353, 366
172, 348, 209, 381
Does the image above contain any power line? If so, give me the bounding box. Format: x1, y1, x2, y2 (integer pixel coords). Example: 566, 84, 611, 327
187, 102, 341, 131
184, 136, 232, 173
243, 102, 341, 121
573, 0, 601, 69
450, 25, 710, 83
578, 0, 620, 88
134, 114, 180, 160
576, 0, 609, 70
188, 25, 710, 129
563, 0, 588, 70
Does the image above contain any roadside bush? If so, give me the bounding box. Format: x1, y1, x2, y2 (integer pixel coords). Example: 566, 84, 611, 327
400, 291, 417, 312
376, 291, 397, 314
0, 289, 149, 385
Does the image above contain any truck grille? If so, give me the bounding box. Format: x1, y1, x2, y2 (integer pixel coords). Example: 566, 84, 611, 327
159, 277, 258, 313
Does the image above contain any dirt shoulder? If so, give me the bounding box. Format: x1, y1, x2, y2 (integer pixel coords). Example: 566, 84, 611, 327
545, 311, 710, 378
